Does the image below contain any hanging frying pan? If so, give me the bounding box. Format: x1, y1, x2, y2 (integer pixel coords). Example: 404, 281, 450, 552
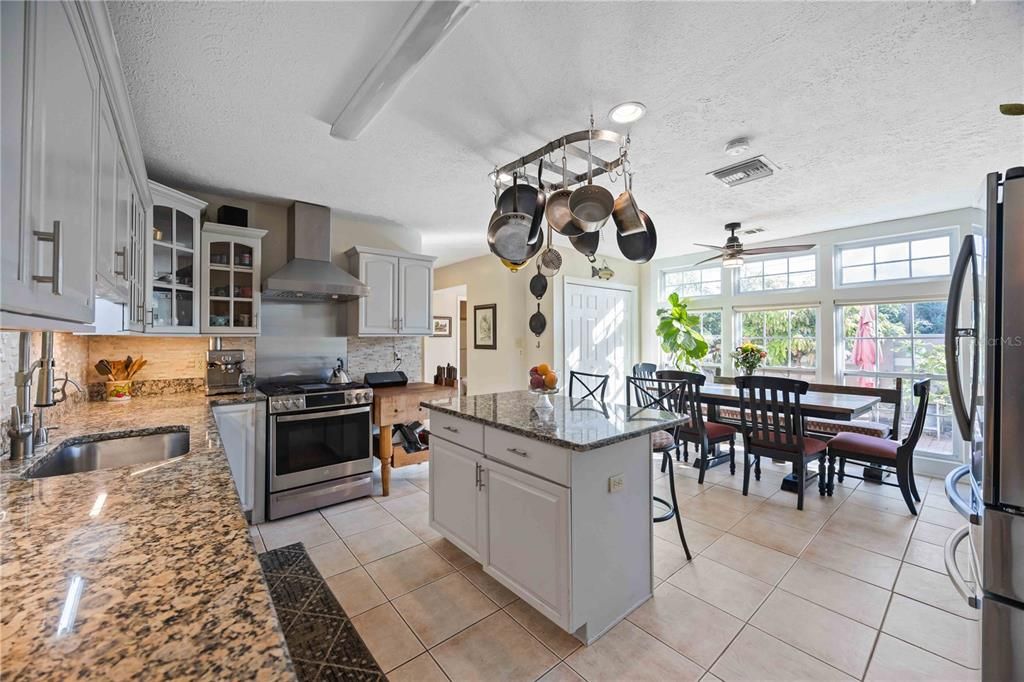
496, 162, 545, 244
612, 172, 645, 236
546, 143, 583, 237
488, 173, 535, 263
568, 125, 614, 233
570, 228, 601, 263
616, 209, 657, 263
529, 266, 548, 299
529, 303, 546, 337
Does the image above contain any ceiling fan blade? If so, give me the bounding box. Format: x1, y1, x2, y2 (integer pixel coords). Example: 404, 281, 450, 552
694, 254, 725, 266
693, 243, 731, 253
741, 244, 815, 256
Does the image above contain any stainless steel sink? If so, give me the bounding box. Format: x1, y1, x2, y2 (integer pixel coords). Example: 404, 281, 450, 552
27, 430, 190, 479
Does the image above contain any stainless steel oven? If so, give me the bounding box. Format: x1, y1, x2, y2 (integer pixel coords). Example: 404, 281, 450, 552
261, 380, 374, 520
270, 405, 372, 491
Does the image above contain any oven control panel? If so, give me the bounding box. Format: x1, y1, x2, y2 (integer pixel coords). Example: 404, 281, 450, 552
269, 389, 374, 414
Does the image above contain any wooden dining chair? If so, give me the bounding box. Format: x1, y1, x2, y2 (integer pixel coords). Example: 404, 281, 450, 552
656, 370, 737, 483
569, 371, 609, 403
735, 375, 829, 510
826, 379, 930, 515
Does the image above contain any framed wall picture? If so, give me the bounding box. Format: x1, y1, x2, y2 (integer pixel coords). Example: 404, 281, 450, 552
432, 316, 452, 337
473, 304, 497, 350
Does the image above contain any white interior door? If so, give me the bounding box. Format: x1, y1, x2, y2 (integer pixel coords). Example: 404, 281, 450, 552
563, 280, 635, 403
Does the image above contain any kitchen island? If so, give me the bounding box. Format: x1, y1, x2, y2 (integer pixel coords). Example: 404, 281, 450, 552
421, 390, 687, 644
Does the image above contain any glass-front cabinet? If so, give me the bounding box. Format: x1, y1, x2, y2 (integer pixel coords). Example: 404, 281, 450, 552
200, 223, 267, 335
146, 182, 206, 333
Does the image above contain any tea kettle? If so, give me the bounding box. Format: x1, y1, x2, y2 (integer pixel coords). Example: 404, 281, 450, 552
328, 357, 351, 384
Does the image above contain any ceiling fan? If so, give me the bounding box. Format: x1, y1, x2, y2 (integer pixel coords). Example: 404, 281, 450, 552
694, 222, 814, 268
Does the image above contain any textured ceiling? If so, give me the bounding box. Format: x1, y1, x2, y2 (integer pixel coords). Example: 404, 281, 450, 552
108, 1, 1023, 266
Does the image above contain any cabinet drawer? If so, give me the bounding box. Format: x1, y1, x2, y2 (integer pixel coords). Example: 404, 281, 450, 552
429, 412, 483, 452
484, 428, 570, 487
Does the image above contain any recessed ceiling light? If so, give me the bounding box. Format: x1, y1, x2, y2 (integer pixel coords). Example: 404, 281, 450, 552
609, 101, 646, 124
488, 171, 513, 183
724, 137, 750, 156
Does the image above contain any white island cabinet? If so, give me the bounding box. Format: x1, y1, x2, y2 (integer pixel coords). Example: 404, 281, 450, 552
425, 391, 686, 644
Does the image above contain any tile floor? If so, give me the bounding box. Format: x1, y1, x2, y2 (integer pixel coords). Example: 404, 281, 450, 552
254, 455, 980, 682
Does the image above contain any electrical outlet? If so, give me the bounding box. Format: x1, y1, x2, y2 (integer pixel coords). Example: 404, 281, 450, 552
608, 474, 624, 493
393, 350, 402, 363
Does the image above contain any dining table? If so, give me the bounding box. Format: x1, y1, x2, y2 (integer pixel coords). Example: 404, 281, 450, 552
626, 376, 884, 493
696, 383, 881, 492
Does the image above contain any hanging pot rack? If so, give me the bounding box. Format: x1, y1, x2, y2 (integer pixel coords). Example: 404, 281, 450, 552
493, 128, 629, 192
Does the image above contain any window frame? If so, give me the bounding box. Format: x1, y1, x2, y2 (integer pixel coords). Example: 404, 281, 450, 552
733, 252, 818, 295
660, 264, 723, 300
833, 228, 957, 289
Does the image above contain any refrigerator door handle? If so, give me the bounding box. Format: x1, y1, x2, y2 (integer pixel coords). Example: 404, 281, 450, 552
945, 235, 980, 441
945, 464, 981, 525
944, 525, 982, 609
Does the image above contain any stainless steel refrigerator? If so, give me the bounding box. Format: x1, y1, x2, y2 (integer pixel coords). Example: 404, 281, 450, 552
945, 166, 1024, 679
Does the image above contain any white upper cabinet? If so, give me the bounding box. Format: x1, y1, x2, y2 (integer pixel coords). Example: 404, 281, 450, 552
200, 222, 267, 336
145, 182, 205, 334
346, 246, 436, 337
1, 1, 98, 324
1, 1, 151, 330
398, 257, 433, 335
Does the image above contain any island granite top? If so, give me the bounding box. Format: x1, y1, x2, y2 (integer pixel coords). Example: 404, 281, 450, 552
0, 391, 293, 680
421, 390, 687, 452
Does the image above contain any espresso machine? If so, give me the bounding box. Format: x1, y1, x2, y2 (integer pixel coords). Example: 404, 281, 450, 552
206, 338, 248, 395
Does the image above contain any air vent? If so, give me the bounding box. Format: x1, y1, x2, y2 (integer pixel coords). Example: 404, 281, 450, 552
707, 155, 775, 188
742, 226, 766, 236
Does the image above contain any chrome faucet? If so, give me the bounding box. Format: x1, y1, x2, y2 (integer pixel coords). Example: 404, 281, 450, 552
4, 331, 82, 460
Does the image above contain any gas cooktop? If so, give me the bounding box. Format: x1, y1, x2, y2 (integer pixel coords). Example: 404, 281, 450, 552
258, 376, 373, 413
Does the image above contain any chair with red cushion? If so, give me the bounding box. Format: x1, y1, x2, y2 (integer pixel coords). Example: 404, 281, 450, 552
826, 379, 930, 515
735, 375, 828, 510
657, 370, 737, 484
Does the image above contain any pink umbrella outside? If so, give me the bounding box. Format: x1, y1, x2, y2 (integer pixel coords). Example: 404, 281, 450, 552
852, 305, 878, 388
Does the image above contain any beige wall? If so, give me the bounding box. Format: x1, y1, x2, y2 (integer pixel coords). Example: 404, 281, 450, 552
423, 285, 465, 382
188, 191, 422, 276
434, 248, 641, 395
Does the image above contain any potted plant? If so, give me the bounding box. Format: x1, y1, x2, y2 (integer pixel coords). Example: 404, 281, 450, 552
732, 342, 768, 375
656, 292, 709, 371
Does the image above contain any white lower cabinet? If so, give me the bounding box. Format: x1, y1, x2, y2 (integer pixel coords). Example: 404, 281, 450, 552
429, 412, 653, 644
213, 403, 256, 513
482, 457, 571, 628
429, 437, 486, 560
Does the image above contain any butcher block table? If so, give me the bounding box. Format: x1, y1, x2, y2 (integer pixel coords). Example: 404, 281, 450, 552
373, 383, 457, 495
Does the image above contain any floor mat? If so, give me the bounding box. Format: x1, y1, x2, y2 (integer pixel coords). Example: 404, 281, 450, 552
259, 543, 385, 681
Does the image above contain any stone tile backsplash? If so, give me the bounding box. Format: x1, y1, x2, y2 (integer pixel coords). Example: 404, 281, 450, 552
347, 336, 423, 383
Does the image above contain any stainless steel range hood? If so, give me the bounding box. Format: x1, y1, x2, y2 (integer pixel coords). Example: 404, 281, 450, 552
262, 202, 369, 302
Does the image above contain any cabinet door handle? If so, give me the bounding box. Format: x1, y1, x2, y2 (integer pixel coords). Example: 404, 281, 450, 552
442, 425, 459, 433
474, 462, 480, 489
146, 306, 154, 325
506, 447, 529, 458
114, 248, 127, 279
32, 220, 63, 294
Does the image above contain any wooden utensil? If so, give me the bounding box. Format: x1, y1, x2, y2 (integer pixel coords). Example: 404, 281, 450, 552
95, 360, 113, 378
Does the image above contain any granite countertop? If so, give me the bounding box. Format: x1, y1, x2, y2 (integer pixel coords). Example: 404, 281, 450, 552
421, 390, 688, 452
0, 391, 294, 679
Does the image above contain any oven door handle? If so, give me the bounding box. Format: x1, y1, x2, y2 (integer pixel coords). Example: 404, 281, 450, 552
274, 405, 371, 423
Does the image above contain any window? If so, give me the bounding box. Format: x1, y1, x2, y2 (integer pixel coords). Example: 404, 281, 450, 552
737, 254, 816, 293
662, 266, 721, 298
695, 310, 723, 366
737, 307, 818, 378
839, 301, 953, 458
837, 232, 953, 286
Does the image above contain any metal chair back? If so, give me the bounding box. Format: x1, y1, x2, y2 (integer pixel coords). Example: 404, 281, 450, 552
569, 371, 609, 403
